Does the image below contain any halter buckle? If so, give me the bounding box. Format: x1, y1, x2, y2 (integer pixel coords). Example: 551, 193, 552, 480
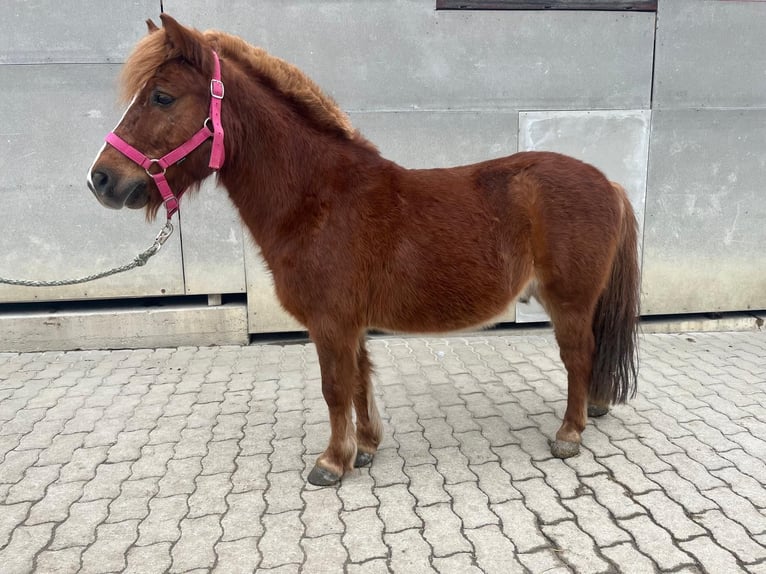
210, 79, 225, 99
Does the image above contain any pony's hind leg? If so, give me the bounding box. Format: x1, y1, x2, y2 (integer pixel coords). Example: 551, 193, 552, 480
308, 331, 359, 486
352, 338, 382, 468
545, 302, 598, 458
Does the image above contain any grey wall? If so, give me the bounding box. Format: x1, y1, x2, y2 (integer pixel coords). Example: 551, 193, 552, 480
1, 0, 764, 340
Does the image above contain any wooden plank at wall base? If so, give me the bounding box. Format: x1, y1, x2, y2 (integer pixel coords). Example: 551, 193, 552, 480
0, 303, 249, 353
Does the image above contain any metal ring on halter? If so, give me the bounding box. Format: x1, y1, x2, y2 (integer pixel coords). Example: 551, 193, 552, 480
204, 117, 214, 131
145, 159, 167, 177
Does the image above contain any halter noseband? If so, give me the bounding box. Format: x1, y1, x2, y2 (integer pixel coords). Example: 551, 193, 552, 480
105, 50, 225, 220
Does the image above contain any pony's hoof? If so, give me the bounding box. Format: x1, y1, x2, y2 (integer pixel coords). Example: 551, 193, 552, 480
550, 439, 580, 459
588, 404, 610, 418
307, 465, 342, 486
354, 451, 374, 468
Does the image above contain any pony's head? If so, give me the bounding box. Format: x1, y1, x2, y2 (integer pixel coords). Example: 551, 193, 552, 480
87, 14, 219, 219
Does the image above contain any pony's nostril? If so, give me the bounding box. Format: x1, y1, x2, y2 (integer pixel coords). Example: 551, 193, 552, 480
91, 170, 111, 193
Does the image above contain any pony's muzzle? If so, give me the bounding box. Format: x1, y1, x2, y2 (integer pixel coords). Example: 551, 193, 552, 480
88, 167, 149, 210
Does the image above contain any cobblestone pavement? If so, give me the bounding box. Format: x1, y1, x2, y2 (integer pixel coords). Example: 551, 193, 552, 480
0, 329, 764, 574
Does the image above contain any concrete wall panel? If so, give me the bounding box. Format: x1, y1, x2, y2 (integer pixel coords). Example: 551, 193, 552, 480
0, 64, 185, 302
516, 110, 651, 322
642, 109, 766, 314
164, 0, 654, 111
178, 182, 247, 296
654, 0, 766, 109
1, 1, 158, 64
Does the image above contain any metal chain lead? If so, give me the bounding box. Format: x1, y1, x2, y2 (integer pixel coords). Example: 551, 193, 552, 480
0, 220, 174, 288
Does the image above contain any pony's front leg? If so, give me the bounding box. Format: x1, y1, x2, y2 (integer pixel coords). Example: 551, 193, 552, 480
352, 338, 382, 468
307, 333, 359, 486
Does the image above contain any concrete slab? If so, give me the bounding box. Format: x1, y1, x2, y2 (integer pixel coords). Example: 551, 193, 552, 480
654, 0, 766, 109
642, 109, 766, 315
0, 302, 248, 352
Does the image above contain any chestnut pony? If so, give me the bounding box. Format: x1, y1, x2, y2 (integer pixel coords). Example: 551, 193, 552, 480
88, 15, 639, 486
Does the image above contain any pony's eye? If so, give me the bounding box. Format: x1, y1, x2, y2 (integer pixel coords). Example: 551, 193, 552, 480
151, 90, 175, 107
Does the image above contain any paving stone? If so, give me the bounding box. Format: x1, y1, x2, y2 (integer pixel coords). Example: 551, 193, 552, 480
432, 446, 475, 485
231, 453, 269, 493
376, 483, 421, 533
681, 536, 745, 574
697, 508, 766, 563
535, 458, 582, 499
703, 486, 766, 536
49, 498, 110, 549
471, 460, 521, 504
643, 469, 718, 514
445, 481, 498, 529
711, 466, 766, 508
541, 520, 611, 574
602, 542, 658, 574
1, 407, 46, 435
0, 522, 55, 573
15, 420, 64, 451
368, 446, 408, 487
266, 470, 309, 514
157, 456, 202, 497
517, 549, 570, 574
170, 514, 222, 572
432, 551, 484, 574
125, 542, 173, 574
598, 453, 661, 494
466, 524, 526, 574
0, 501, 30, 547
269, 437, 305, 473
494, 443, 544, 481
493, 499, 547, 553
634, 490, 706, 541
5, 463, 60, 504
214, 537, 262, 574
386, 528, 437, 573
187, 472, 232, 518
36, 546, 83, 574
341, 507, 387, 563
80, 461, 132, 502
417, 502, 472, 557
618, 514, 695, 571
37, 432, 87, 466
257, 510, 305, 568
222, 490, 265, 540
131, 443, 176, 480
404, 464, 450, 506
79, 519, 139, 573
136, 494, 188, 546
562, 495, 632, 547
514, 477, 574, 524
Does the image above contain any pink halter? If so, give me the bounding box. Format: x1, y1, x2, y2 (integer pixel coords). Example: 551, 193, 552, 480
105, 51, 225, 220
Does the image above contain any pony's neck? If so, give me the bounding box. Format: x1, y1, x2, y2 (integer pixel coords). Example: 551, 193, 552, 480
215, 60, 380, 253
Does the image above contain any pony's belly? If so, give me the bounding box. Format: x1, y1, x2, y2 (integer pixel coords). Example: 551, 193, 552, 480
371, 285, 517, 335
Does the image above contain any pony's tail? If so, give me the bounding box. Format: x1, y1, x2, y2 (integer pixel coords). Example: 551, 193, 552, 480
589, 184, 640, 405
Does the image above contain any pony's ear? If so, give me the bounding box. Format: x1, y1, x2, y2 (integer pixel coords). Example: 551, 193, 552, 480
146, 19, 159, 33
159, 13, 211, 72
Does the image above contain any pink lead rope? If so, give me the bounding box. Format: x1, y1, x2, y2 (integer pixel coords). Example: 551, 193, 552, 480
105, 50, 225, 220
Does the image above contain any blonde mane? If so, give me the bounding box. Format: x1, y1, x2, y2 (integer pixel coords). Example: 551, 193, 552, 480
119, 27, 355, 139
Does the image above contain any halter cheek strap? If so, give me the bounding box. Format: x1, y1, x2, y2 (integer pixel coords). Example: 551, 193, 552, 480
106, 50, 225, 220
